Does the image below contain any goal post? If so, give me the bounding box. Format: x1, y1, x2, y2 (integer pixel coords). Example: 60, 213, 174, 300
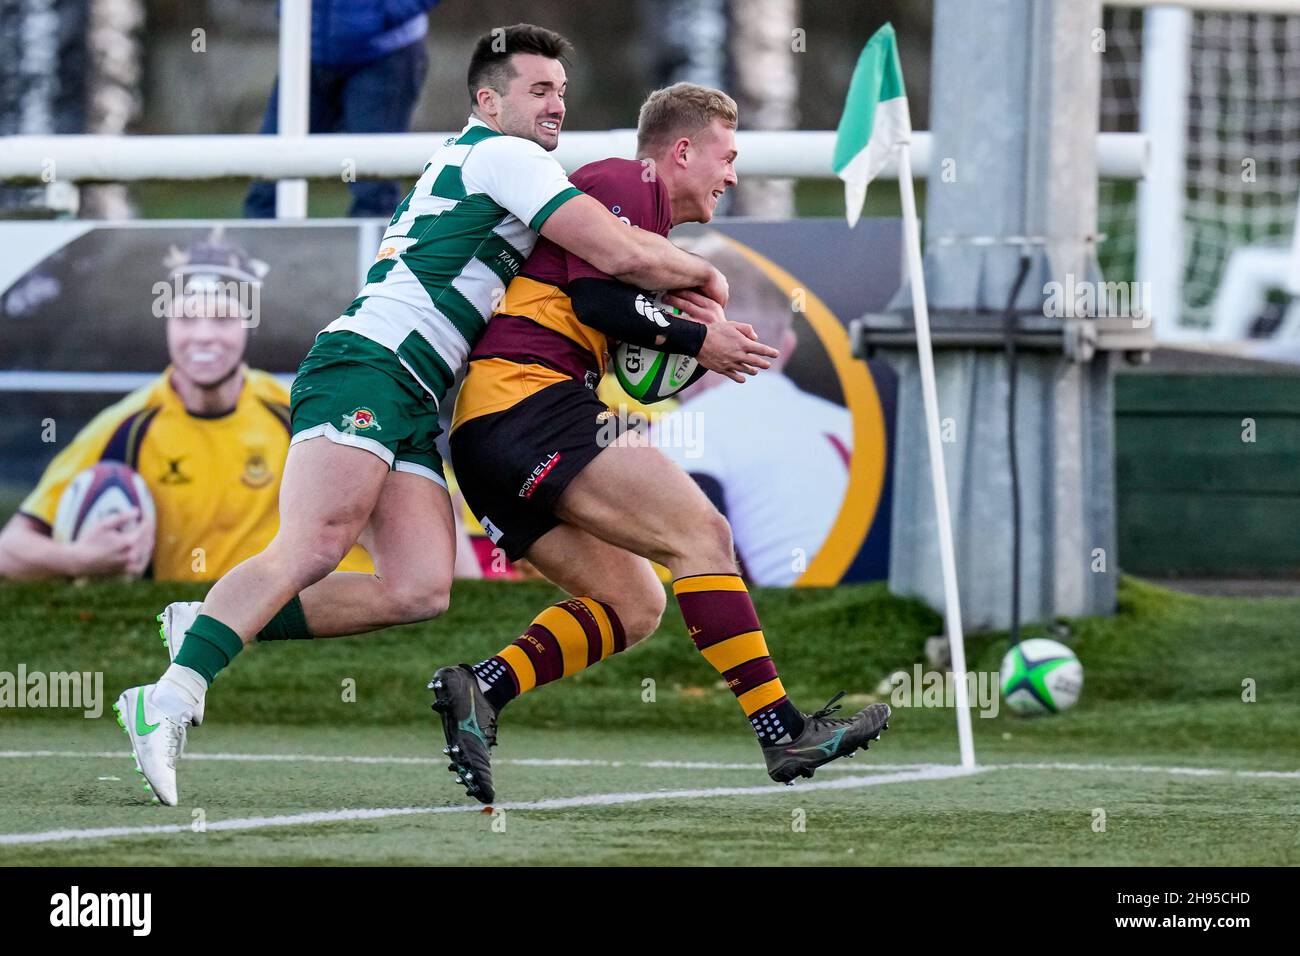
1102, 0, 1300, 341
1137, 3, 1191, 342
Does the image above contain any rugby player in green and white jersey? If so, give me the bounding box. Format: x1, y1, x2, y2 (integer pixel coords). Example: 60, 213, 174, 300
114, 23, 731, 806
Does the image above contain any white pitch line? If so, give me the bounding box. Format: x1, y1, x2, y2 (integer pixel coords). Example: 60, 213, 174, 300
2, 750, 1298, 779
507, 758, 951, 774
0, 750, 938, 774
0, 765, 976, 846
984, 761, 1300, 780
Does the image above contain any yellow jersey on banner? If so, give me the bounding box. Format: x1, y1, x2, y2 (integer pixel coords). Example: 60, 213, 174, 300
19, 366, 372, 581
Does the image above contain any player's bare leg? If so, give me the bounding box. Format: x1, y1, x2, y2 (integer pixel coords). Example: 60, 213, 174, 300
159, 468, 457, 727
197, 436, 390, 639
553, 430, 890, 784
117, 436, 388, 805
292, 469, 456, 636
153, 437, 388, 716
554, 429, 733, 578
525, 523, 667, 645
431, 523, 665, 802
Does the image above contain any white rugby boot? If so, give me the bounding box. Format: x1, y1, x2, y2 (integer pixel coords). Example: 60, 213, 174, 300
113, 684, 188, 807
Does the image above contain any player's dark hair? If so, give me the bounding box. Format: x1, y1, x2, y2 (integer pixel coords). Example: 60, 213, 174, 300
467, 24, 573, 108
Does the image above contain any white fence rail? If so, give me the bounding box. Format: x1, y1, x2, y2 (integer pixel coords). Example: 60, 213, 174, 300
0, 131, 1150, 183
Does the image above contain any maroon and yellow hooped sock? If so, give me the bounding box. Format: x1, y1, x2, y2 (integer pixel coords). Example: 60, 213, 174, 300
472, 598, 627, 711
672, 573, 805, 744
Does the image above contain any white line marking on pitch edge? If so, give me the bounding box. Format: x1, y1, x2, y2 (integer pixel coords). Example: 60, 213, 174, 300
1, 750, 1297, 779
0, 749, 937, 773
986, 761, 1300, 779
0, 766, 975, 846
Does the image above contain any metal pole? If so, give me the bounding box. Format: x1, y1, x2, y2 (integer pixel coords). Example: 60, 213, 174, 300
275, 0, 311, 219
881, 0, 1115, 631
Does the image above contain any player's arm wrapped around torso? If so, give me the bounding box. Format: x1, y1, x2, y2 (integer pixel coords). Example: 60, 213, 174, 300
566, 277, 707, 357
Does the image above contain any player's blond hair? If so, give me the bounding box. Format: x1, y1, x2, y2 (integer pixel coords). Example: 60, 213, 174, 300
635, 83, 738, 159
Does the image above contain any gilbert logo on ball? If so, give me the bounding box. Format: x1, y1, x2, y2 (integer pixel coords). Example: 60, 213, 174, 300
614, 341, 700, 403
342, 408, 381, 431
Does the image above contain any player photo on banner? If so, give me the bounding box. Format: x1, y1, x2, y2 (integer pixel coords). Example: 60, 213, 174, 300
0, 223, 377, 583
0, 218, 899, 587
612, 221, 900, 587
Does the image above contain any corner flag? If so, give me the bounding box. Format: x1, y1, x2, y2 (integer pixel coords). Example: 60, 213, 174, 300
833, 23, 911, 228
833, 24, 978, 770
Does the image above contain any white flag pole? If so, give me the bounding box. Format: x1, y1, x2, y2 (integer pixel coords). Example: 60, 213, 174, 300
895, 145, 977, 770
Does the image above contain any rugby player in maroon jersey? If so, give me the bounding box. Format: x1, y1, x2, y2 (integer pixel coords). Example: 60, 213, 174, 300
431, 82, 890, 803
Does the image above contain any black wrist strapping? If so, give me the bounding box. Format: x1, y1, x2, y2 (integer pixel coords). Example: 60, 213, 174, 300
567, 278, 707, 356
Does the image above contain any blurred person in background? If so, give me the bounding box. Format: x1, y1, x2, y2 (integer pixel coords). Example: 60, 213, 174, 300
244, 0, 442, 218
648, 233, 853, 586
0, 230, 373, 581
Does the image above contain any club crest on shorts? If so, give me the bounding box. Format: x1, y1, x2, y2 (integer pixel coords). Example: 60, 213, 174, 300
341, 407, 382, 432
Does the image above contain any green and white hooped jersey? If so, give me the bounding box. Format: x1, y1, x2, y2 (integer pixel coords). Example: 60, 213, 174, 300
323, 117, 583, 403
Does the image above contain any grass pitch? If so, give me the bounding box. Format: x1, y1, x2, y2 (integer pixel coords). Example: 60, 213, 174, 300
1, 577, 1297, 866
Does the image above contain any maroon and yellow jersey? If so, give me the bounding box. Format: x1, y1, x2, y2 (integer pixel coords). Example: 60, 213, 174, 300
452, 157, 672, 432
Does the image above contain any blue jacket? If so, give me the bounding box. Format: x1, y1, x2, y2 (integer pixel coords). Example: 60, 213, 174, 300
307, 1, 441, 67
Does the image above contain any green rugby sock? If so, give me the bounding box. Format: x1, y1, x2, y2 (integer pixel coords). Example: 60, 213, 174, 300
173, 614, 245, 684
257, 596, 313, 641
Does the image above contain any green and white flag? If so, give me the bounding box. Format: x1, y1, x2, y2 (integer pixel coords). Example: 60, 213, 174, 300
833, 23, 912, 228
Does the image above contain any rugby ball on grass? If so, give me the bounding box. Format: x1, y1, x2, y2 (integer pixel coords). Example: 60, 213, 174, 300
999, 638, 1083, 716
52, 462, 156, 560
